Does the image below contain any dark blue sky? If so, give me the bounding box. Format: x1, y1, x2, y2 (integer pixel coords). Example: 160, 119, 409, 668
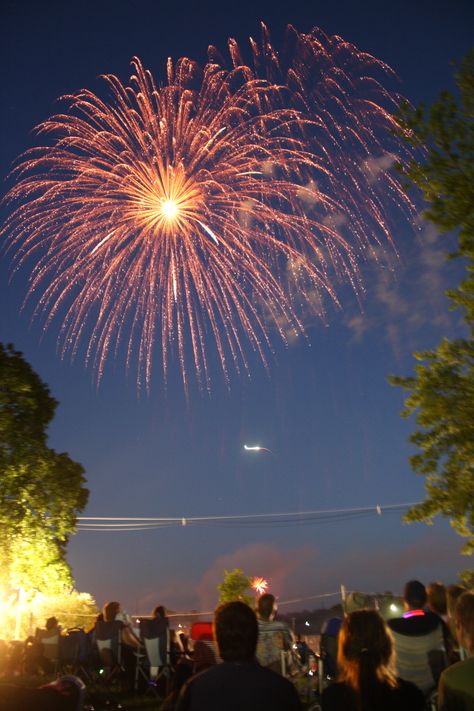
1, 0, 473, 614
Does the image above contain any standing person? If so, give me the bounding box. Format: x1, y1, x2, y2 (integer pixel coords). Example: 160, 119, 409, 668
446, 585, 466, 664
151, 605, 168, 626
322, 609, 424, 711
255, 593, 296, 674
438, 591, 474, 711
427, 581, 457, 657
427, 582, 449, 624
387, 580, 447, 694
176, 601, 301, 711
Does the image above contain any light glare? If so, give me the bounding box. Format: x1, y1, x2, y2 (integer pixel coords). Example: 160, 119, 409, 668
162, 199, 178, 219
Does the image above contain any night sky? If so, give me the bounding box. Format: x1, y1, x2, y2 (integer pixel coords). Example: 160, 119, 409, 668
1, 0, 473, 616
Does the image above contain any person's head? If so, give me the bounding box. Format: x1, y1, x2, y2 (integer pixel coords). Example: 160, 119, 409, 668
152, 605, 166, 619
337, 610, 396, 694
214, 601, 258, 662
454, 591, 474, 654
46, 616, 58, 630
256, 593, 276, 621
427, 582, 447, 616
103, 601, 121, 622
403, 580, 427, 610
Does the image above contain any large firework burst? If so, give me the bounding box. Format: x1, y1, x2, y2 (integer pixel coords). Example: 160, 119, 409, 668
2, 27, 415, 390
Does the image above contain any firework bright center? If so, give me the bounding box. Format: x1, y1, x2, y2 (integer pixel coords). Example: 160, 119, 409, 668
161, 199, 179, 220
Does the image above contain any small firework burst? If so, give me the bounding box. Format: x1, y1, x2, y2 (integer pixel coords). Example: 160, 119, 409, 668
252, 576, 269, 594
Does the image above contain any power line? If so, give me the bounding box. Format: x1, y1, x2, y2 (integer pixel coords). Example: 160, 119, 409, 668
76, 501, 418, 531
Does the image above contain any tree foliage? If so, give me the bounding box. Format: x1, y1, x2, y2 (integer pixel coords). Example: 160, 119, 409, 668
390, 51, 474, 555
0, 343, 89, 593
217, 568, 253, 606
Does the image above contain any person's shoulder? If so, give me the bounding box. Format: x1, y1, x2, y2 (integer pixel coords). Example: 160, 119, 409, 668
395, 678, 426, 705
246, 662, 296, 690
274, 620, 291, 635
441, 656, 474, 683
257, 665, 301, 707
256, 662, 293, 682
322, 682, 354, 709
259, 619, 289, 633
175, 664, 218, 711
187, 663, 222, 684
388, 612, 442, 636
322, 681, 346, 695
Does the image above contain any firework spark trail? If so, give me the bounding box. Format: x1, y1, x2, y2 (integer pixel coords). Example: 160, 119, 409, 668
212, 24, 416, 260
2, 27, 415, 391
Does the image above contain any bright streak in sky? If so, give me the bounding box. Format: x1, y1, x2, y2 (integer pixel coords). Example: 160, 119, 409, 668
243, 444, 273, 454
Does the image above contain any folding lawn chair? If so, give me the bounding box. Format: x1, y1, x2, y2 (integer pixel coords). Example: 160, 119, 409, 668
134, 617, 171, 695
94, 620, 124, 686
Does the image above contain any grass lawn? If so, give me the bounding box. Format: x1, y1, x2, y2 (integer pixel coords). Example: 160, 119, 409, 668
0, 676, 164, 710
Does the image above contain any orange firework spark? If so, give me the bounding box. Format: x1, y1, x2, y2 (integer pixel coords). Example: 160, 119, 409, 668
252, 577, 269, 594
2, 28, 415, 390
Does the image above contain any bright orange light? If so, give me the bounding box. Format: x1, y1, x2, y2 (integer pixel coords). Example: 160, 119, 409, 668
252, 577, 268, 595
162, 199, 178, 220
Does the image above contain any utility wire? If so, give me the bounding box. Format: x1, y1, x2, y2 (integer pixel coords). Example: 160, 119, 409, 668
76, 502, 417, 531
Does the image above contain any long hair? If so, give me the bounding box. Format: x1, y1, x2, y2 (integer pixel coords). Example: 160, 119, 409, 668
427, 582, 447, 616
337, 610, 397, 710
455, 591, 474, 653
103, 601, 120, 622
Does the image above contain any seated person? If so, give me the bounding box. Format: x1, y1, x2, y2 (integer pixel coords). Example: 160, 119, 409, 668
388, 580, 447, 694
35, 616, 62, 673
438, 591, 474, 711
36, 615, 61, 642
140, 605, 169, 644
139, 605, 173, 678
96, 601, 141, 688
321, 609, 424, 711
176, 601, 301, 711
101, 601, 141, 650
255, 593, 295, 675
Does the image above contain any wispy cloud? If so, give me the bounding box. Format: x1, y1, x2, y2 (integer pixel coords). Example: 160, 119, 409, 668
344, 216, 463, 357
361, 153, 397, 185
